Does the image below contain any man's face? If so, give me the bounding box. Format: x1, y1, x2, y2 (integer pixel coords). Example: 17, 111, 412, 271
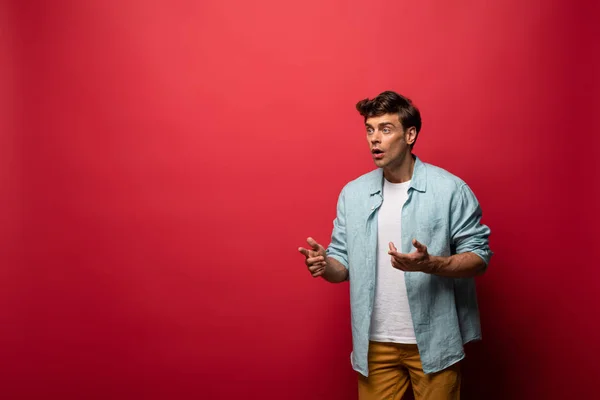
365, 113, 414, 170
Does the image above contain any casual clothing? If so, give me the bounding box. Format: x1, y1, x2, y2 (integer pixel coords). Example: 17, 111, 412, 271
370, 179, 416, 344
326, 156, 493, 376
358, 341, 461, 400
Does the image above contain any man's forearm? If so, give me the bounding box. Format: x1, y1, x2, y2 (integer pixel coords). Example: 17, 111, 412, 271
323, 256, 349, 283
428, 252, 487, 278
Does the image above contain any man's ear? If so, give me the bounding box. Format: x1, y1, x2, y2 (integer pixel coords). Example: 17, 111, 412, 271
405, 127, 418, 146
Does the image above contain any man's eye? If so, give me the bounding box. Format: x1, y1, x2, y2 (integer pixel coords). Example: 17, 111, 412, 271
383, 128, 390, 133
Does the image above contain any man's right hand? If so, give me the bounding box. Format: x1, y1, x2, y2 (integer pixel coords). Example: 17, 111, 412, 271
298, 237, 328, 278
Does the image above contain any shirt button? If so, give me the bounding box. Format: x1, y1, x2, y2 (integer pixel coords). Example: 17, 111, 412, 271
371, 206, 374, 210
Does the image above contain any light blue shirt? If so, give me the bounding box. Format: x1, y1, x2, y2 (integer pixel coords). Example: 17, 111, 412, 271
326, 156, 493, 376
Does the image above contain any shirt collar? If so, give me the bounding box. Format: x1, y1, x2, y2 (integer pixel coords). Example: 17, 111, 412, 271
368, 155, 427, 195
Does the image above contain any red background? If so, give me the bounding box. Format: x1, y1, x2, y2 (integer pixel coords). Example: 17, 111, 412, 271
2, 0, 599, 399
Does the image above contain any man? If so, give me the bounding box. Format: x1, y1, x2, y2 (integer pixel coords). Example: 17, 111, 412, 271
298, 91, 492, 400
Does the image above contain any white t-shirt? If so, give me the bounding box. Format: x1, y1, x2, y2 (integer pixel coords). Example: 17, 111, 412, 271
369, 179, 417, 344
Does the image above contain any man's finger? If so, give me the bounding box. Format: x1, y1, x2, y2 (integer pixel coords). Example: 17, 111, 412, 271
312, 269, 325, 277
307, 256, 325, 265
412, 239, 426, 252
298, 247, 311, 257
389, 242, 398, 252
309, 264, 325, 274
391, 258, 407, 271
307, 237, 324, 252
388, 250, 409, 261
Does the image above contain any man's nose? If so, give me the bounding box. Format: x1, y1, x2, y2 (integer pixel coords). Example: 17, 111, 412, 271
370, 131, 381, 143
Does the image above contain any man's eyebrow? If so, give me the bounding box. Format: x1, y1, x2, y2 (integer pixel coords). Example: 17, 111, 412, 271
365, 122, 397, 129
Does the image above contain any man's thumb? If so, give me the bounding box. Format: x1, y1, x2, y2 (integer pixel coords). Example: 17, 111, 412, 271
307, 237, 323, 251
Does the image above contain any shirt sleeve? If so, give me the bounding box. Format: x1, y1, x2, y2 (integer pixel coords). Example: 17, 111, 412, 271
326, 187, 349, 270
451, 183, 493, 265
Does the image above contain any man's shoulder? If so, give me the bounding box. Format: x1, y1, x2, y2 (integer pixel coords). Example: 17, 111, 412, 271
335, 159, 471, 196
341, 169, 382, 193
421, 160, 468, 191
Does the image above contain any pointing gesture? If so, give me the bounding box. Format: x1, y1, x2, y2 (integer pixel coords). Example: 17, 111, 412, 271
298, 237, 328, 278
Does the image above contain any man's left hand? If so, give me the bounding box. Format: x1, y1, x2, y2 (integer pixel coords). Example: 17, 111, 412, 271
388, 239, 435, 273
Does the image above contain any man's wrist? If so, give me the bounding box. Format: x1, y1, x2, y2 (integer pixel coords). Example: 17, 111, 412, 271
426, 256, 449, 275
323, 255, 349, 283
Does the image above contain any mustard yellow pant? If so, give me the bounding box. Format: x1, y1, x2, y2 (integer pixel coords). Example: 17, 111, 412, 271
358, 341, 461, 400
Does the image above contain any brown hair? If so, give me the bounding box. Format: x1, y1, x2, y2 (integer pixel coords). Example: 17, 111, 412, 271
356, 91, 422, 139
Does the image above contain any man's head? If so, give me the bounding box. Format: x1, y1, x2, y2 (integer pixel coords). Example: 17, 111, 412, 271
356, 91, 422, 171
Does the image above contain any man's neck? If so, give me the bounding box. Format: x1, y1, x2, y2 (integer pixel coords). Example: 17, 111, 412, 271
383, 154, 415, 184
